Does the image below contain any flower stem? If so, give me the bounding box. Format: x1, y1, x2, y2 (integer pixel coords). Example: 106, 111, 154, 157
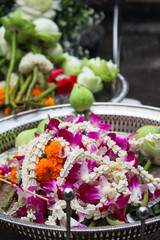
33, 85, 57, 102
25, 101, 50, 108
10, 76, 20, 102
15, 74, 32, 103
2, 175, 21, 211
141, 159, 152, 207
5, 31, 16, 105
25, 65, 38, 101
143, 159, 152, 171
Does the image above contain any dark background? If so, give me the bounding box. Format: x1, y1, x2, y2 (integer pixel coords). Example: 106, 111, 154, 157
88, 0, 160, 108
0, 0, 160, 239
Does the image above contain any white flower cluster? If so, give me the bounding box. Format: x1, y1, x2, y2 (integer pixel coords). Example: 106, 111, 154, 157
18, 52, 54, 74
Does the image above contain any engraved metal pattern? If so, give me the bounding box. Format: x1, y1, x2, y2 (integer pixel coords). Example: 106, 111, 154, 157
0, 103, 159, 239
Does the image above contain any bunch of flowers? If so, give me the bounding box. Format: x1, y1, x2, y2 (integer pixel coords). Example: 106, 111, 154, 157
1, 0, 105, 57
0, 5, 118, 116
0, 113, 160, 226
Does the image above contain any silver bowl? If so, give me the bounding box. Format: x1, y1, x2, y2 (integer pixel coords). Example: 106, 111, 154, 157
0, 103, 159, 240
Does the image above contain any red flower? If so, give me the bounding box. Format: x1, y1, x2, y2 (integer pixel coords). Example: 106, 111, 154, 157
57, 76, 77, 94
47, 69, 64, 83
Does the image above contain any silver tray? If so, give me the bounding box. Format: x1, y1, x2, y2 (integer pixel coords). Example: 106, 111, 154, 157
0, 103, 159, 240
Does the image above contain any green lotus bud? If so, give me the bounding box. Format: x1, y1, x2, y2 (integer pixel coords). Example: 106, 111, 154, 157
135, 125, 160, 140
15, 128, 37, 148
69, 83, 95, 112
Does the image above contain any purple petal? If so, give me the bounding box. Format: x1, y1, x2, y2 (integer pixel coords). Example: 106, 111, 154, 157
89, 113, 101, 125
28, 186, 38, 192
128, 132, 139, 140
86, 159, 98, 171
91, 144, 97, 153
58, 128, 73, 143
116, 194, 130, 209
0, 166, 11, 175
35, 133, 40, 138
67, 163, 80, 184
75, 116, 85, 123
14, 155, 25, 160
64, 115, 77, 122
128, 174, 139, 189
116, 208, 126, 222
99, 123, 112, 131
47, 118, 60, 131
73, 132, 83, 146
36, 212, 44, 224
154, 189, 160, 198
125, 151, 138, 168
87, 131, 100, 140
78, 183, 100, 201
17, 207, 27, 217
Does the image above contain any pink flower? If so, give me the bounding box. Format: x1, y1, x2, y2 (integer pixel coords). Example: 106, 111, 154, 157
89, 113, 112, 131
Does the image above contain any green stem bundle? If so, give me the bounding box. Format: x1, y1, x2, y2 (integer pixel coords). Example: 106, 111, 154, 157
25, 65, 38, 101
16, 74, 32, 103
5, 31, 16, 105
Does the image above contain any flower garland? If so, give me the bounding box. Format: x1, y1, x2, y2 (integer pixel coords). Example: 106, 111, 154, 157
0, 113, 160, 226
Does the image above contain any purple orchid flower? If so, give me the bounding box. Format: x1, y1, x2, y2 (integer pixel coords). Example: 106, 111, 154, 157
89, 113, 112, 131
0, 166, 11, 175
87, 131, 100, 140
86, 159, 98, 171
107, 133, 129, 151
46, 116, 60, 131
75, 115, 85, 123
124, 151, 138, 168
17, 196, 47, 224
67, 162, 81, 185
58, 129, 84, 149
99, 194, 130, 222
77, 183, 100, 202
128, 174, 148, 198
64, 115, 77, 122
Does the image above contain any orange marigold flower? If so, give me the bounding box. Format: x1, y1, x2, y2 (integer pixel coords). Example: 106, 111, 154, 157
0, 170, 3, 186
8, 166, 17, 183
35, 158, 62, 182
44, 97, 55, 106
45, 141, 65, 164
32, 86, 45, 97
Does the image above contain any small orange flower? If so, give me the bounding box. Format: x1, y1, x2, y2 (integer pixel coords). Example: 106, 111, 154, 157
35, 158, 61, 182
45, 141, 65, 164
8, 166, 17, 183
0, 88, 12, 105
0, 170, 3, 186
32, 86, 45, 97
44, 97, 55, 106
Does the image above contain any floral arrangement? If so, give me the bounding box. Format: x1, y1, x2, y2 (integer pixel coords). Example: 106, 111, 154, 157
0, 2, 118, 116
0, 113, 160, 226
